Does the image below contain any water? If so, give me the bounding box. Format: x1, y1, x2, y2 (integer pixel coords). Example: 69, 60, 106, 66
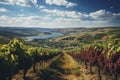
27, 32, 63, 40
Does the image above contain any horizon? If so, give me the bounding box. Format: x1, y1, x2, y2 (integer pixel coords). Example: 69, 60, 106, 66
0, 26, 120, 29
0, 0, 120, 28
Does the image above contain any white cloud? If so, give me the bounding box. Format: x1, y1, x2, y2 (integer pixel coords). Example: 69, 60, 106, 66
45, 0, 77, 8
90, 10, 120, 21
42, 9, 120, 21
0, 8, 8, 12
0, 0, 37, 7
39, 6, 46, 9
42, 9, 88, 19
0, 9, 120, 28
0, 15, 52, 27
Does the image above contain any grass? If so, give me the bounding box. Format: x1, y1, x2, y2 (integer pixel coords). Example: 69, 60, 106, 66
49, 53, 79, 73
39, 53, 81, 80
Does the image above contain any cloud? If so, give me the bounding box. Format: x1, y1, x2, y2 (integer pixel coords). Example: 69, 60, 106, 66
0, 0, 37, 7
89, 10, 120, 24
39, 6, 46, 9
45, 0, 77, 8
0, 8, 8, 12
0, 9, 120, 28
52, 18, 109, 27
41, 9, 88, 19
0, 15, 52, 27
42, 9, 120, 21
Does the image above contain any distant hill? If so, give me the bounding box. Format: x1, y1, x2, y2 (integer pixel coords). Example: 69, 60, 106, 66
0, 27, 120, 44
54, 27, 120, 43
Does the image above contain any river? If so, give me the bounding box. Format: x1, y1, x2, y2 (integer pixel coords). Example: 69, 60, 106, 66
26, 32, 63, 41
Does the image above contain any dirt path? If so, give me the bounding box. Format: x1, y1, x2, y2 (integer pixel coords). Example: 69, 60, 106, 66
57, 54, 120, 80
46, 53, 82, 80
12, 53, 120, 80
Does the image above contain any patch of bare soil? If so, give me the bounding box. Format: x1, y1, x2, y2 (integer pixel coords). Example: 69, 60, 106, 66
78, 64, 120, 80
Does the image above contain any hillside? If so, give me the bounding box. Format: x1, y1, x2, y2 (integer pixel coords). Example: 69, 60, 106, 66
54, 27, 120, 43
0, 27, 120, 80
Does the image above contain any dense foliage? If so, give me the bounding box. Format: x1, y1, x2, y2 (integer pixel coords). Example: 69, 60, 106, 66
68, 40, 120, 80
0, 38, 61, 80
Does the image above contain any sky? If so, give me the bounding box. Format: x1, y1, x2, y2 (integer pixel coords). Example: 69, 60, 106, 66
0, 0, 120, 28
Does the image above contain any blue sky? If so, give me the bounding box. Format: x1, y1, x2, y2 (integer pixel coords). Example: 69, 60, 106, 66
0, 0, 120, 28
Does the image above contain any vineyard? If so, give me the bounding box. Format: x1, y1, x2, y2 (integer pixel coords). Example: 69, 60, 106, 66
0, 38, 120, 80
0, 0, 120, 79
68, 39, 120, 80
0, 38, 61, 80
